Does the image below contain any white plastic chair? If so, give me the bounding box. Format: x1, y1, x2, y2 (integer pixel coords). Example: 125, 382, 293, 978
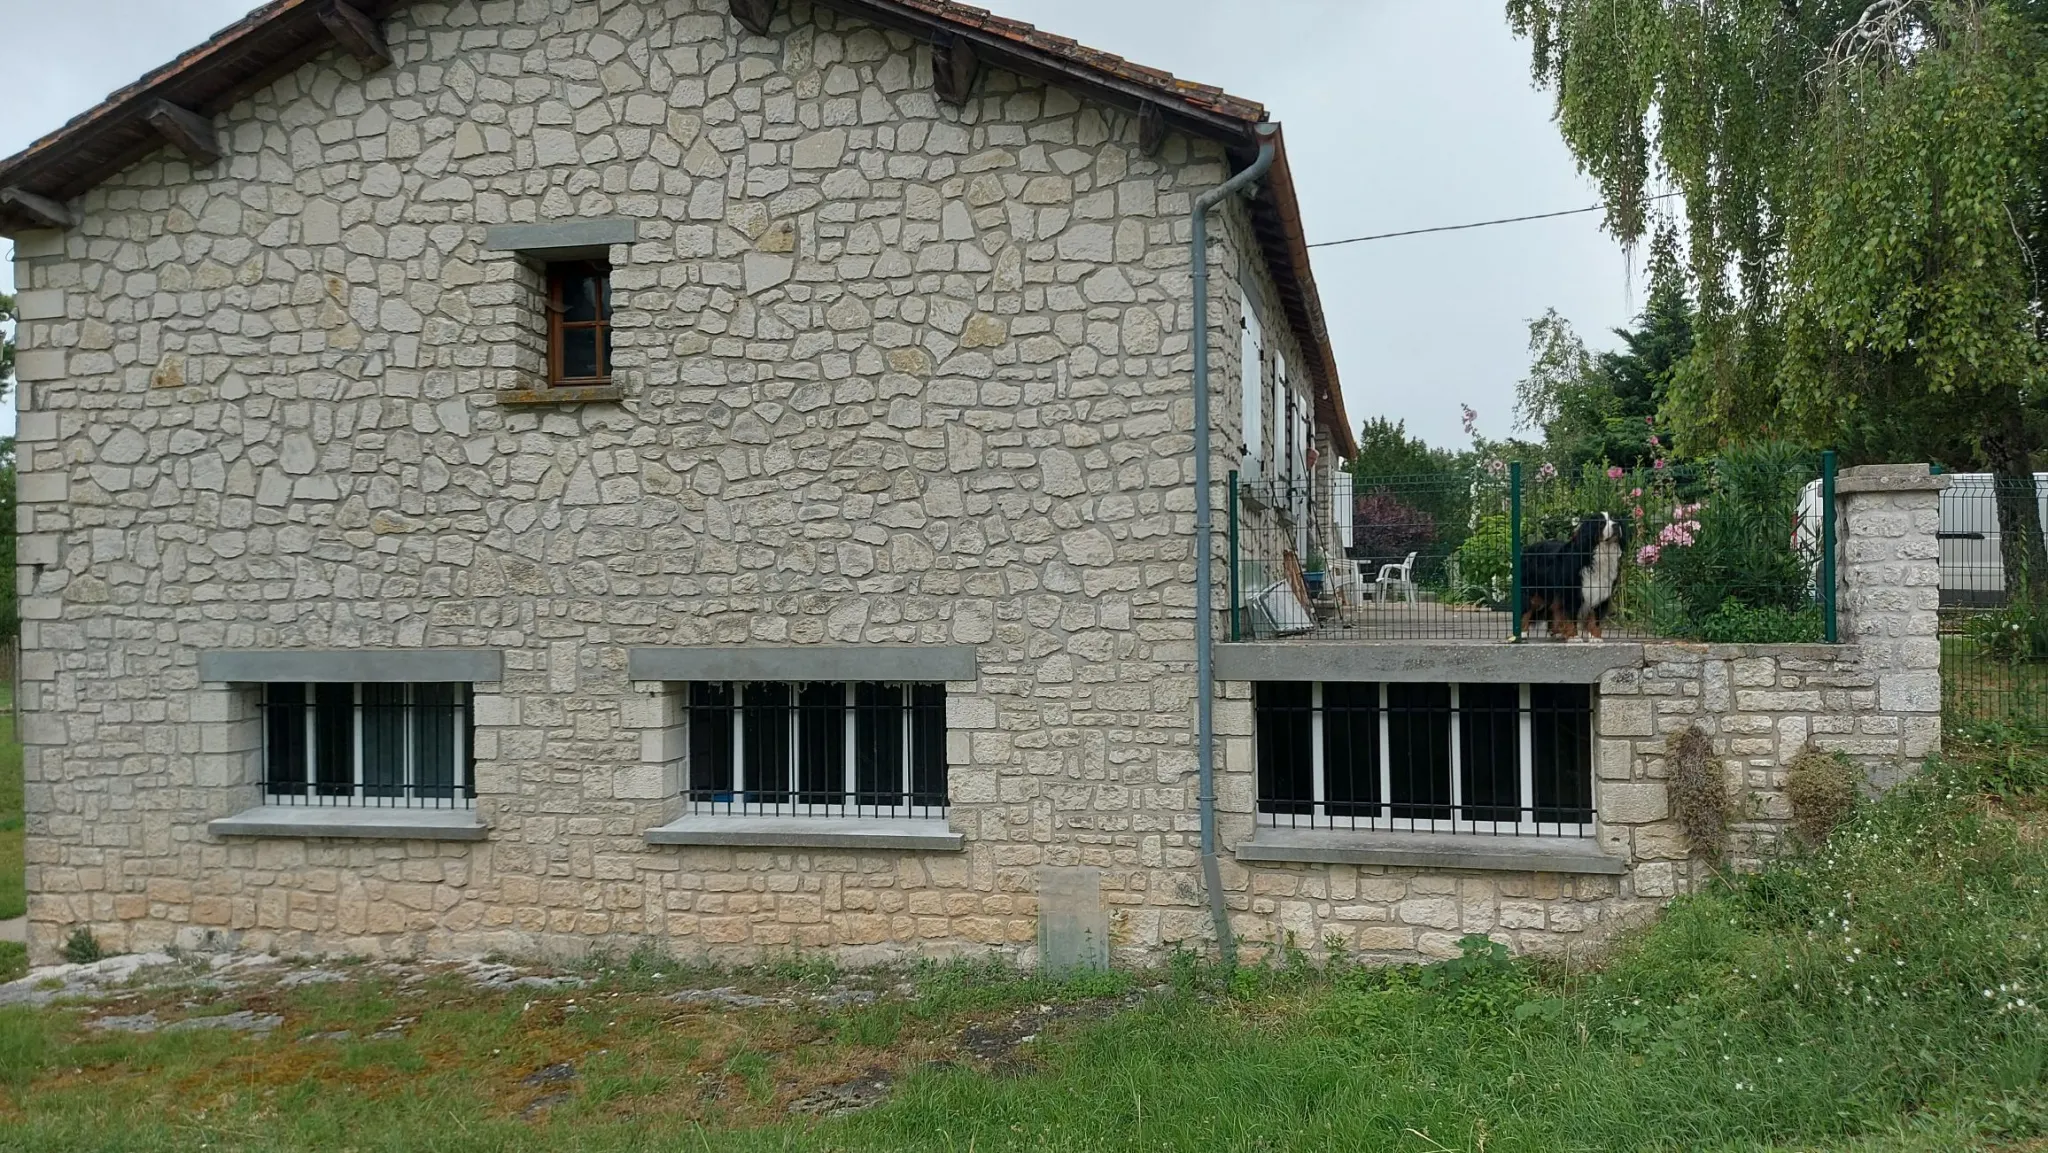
1372, 552, 1419, 605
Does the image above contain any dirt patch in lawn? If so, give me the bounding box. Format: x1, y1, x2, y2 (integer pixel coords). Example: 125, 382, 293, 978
3, 953, 1152, 1133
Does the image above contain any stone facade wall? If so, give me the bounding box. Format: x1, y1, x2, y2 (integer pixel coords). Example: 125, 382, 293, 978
11, 0, 1320, 965
10, 0, 1944, 970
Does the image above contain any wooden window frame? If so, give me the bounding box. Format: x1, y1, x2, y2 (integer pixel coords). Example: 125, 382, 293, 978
546, 261, 612, 387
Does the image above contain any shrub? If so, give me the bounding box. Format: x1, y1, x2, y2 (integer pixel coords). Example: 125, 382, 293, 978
1784, 746, 1859, 844
1666, 725, 1727, 859
1655, 442, 1813, 620
1449, 514, 1511, 605
1966, 592, 2048, 662
1695, 598, 1824, 644
1351, 489, 1439, 563
59, 928, 104, 965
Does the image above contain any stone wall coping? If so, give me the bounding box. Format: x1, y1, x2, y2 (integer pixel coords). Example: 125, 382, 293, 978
627, 645, 978, 683
1214, 641, 1642, 683
1834, 463, 1949, 494
198, 648, 503, 683
1234, 826, 1629, 874
644, 815, 965, 852
207, 805, 487, 842
483, 217, 637, 254
1639, 641, 1855, 661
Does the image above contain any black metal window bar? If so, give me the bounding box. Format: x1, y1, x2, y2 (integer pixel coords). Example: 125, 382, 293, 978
1256, 681, 1595, 836
687, 682, 947, 818
261, 683, 474, 808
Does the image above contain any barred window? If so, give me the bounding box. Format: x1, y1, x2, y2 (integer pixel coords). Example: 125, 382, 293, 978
261, 683, 473, 808
688, 682, 947, 817
1256, 682, 1593, 836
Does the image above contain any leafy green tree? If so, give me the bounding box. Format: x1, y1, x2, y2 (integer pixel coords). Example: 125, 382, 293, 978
1516, 241, 1694, 475
1508, 0, 2048, 581
1350, 416, 1461, 481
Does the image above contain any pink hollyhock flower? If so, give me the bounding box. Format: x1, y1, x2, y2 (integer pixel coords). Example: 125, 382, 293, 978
1637, 544, 1661, 566
1632, 506, 1645, 520
1630, 487, 1643, 499
1607, 466, 1624, 479
1653, 459, 1667, 470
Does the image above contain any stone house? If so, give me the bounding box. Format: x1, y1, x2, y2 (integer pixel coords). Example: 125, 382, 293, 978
4, 0, 1943, 968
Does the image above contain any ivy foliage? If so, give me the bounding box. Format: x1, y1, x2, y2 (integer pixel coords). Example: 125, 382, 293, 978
1507, 1, 2048, 473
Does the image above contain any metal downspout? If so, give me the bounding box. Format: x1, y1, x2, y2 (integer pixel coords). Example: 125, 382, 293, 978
1191, 123, 1277, 968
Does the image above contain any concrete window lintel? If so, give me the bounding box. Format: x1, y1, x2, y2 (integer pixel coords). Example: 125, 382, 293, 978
483, 217, 637, 256
208, 805, 487, 842
1235, 827, 1628, 875
198, 649, 504, 684
644, 815, 965, 852
627, 645, 978, 683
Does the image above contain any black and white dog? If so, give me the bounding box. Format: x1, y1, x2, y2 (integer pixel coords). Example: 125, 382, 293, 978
1520, 513, 1628, 642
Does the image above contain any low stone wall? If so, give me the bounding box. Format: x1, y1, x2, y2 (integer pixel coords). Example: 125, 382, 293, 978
1209, 464, 1948, 963
1211, 637, 1940, 964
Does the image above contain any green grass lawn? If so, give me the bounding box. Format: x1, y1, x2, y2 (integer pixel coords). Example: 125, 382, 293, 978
1941, 631, 2048, 734
0, 739, 2044, 1151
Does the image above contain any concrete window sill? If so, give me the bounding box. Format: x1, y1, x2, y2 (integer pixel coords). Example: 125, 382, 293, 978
644, 815, 964, 852
496, 384, 623, 405
1235, 827, 1627, 875
207, 805, 488, 842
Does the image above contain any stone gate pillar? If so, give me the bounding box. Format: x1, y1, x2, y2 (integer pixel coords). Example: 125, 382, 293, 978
1834, 464, 1946, 752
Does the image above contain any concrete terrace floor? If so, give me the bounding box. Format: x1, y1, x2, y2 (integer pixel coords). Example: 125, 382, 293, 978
1244, 599, 1656, 643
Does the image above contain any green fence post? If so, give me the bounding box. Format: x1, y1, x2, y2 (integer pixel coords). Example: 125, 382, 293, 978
1509, 461, 1523, 642
1821, 450, 1838, 643
1228, 470, 1242, 643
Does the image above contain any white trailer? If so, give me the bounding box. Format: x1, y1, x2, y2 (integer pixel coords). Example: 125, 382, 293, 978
1800, 473, 2048, 606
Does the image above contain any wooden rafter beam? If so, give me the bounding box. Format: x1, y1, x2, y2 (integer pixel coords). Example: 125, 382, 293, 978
932, 32, 980, 105
0, 188, 77, 230
319, 0, 391, 69
144, 100, 222, 166
1137, 103, 1166, 157
731, 0, 778, 36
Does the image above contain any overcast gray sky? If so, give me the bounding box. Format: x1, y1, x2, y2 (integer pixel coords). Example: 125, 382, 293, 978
0, 0, 1640, 451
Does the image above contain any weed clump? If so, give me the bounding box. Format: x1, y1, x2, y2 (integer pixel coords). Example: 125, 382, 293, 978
59, 928, 103, 965
1784, 746, 1858, 844
1666, 725, 1727, 858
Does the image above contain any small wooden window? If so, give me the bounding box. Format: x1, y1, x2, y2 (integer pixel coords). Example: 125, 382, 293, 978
547, 262, 612, 386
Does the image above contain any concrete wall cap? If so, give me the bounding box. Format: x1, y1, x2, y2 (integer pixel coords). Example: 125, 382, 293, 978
1835, 463, 1949, 494
1214, 641, 1642, 683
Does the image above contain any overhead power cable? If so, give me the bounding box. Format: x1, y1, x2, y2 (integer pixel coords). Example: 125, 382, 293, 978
1306, 192, 1684, 249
